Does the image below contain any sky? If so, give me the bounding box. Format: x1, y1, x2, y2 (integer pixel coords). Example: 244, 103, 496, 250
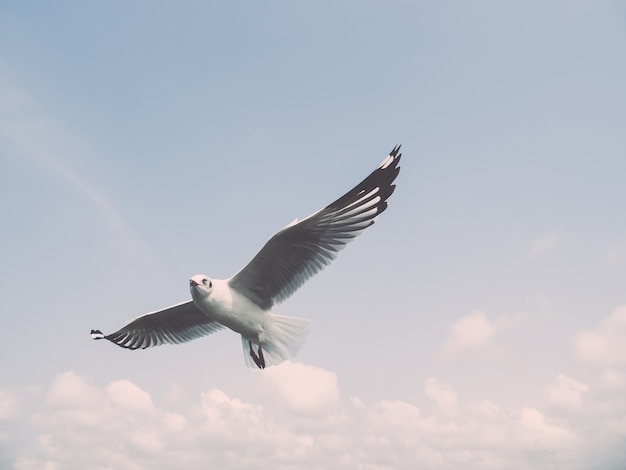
1, 1, 625, 468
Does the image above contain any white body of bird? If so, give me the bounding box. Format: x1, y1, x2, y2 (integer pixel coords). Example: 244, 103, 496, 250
189, 274, 310, 368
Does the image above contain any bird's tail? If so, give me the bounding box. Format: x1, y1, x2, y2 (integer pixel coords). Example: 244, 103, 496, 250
241, 314, 310, 369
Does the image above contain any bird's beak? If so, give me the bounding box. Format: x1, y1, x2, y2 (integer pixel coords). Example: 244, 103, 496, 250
190, 279, 199, 287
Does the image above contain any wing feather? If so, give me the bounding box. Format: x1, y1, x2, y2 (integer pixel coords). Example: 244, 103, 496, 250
228, 145, 401, 309
98, 300, 224, 350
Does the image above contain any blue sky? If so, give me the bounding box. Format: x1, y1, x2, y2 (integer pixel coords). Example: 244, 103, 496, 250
1, 1, 626, 468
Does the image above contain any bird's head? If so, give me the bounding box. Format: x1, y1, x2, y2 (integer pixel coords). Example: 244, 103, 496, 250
190, 274, 213, 298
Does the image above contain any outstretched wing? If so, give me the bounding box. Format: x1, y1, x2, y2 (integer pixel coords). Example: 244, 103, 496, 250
91, 300, 224, 350
228, 145, 401, 310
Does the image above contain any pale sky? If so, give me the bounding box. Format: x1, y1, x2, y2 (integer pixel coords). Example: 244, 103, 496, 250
1, 1, 626, 469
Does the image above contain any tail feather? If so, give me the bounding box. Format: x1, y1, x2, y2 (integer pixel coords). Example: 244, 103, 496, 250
242, 313, 310, 369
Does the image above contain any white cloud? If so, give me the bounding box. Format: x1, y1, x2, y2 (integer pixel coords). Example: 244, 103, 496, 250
0, 389, 19, 421
256, 361, 341, 414
546, 374, 589, 408
44, 371, 100, 409
443, 310, 523, 355
517, 406, 576, 449
600, 369, 626, 389
424, 377, 459, 414
575, 305, 626, 367
5, 362, 626, 470
0, 388, 20, 460
107, 380, 154, 411
529, 233, 559, 255
199, 388, 263, 440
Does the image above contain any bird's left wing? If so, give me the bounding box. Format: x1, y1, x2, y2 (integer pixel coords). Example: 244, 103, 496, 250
228, 145, 401, 310
91, 300, 224, 350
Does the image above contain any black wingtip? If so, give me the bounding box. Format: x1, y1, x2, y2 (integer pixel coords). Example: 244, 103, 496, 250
390, 145, 402, 167
90, 329, 105, 340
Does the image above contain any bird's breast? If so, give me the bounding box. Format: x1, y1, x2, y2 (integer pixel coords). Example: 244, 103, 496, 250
193, 279, 268, 338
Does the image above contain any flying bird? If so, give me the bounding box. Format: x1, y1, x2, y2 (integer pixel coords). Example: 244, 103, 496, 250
91, 146, 402, 369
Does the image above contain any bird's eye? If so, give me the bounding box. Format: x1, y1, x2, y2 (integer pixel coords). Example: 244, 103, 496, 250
202, 278, 208, 285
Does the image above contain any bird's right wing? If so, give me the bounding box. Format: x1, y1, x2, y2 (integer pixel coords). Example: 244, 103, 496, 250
91, 300, 224, 350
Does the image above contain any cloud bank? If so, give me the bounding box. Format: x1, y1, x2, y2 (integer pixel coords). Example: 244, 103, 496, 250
4, 341, 626, 470
575, 305, 626, 367
2, 308, 624, 469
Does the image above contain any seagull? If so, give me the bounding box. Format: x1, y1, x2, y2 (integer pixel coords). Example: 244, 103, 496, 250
91, 145, 402, 369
